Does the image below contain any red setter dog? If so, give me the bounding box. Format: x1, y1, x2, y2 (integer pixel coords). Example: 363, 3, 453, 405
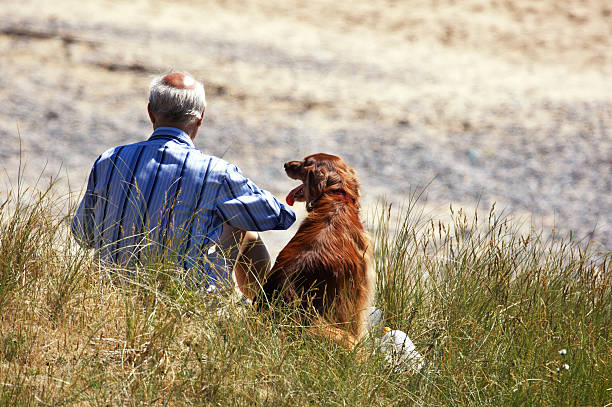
256, 153, 376, 348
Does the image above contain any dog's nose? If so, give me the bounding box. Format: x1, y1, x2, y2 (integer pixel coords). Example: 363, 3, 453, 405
284, 161, 301, 171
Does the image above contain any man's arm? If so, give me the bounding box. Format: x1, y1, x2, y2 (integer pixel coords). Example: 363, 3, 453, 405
216, 165, 296, 232
71, 166, 99, 248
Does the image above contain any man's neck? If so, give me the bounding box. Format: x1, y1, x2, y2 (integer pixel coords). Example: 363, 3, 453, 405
153, 122, 197, 140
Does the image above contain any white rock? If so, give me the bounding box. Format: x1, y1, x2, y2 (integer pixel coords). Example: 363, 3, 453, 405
378, 329, 425, 373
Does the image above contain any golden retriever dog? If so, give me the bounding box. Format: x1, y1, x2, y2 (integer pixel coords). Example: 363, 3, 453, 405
256, 153, 376, 348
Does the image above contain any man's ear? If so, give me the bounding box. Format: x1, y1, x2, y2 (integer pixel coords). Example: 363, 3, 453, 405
196, 107, 205, 128
191, 108, 206, 140
306, 167, 327, 201
147, 103, 156, 126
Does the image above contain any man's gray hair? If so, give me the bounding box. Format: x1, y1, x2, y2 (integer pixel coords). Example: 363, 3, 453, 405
148, 73, 206, 123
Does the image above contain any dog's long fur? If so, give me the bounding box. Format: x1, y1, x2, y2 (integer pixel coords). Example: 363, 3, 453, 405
258, 153, 376, 347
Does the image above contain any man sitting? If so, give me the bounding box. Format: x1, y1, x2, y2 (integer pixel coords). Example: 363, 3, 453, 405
71, 72, 295, 295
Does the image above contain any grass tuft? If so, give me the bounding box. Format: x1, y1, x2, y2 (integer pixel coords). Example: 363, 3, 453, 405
0, 179, 610, 406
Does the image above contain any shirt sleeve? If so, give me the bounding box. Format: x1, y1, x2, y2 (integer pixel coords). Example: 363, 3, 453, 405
216, 165, 296, 231
71, 165, 98, 248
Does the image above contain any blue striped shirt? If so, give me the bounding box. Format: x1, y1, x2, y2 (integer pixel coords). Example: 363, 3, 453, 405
72, 127, 295, 282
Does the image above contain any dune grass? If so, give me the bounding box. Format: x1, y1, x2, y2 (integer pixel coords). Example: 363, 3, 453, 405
0, 178, 610, 406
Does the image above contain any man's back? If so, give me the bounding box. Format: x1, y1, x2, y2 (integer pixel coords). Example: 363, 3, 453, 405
72, 126, 294, 275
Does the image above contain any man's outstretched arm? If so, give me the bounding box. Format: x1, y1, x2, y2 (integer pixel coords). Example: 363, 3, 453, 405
216, 164, 296, 232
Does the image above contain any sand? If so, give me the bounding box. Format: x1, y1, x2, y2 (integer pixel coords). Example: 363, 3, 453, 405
1, 0, 610, 254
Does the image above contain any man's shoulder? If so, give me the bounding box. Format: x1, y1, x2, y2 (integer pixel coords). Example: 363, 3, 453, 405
95, 139, 203, 162
195, 155, 244, 183
93, 142, 240, 179
205, 155, 237, 172
97, 140, 147, 162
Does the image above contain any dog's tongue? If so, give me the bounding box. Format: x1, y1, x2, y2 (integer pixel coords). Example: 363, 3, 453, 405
286, 184, 304, 206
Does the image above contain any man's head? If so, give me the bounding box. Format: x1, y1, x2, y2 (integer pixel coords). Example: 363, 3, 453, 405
148, 72, 206, 139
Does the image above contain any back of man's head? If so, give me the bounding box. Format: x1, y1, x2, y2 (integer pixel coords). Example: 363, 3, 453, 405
149, 72, 206, 126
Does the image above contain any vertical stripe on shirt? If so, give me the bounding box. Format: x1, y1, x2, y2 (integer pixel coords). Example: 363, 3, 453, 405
114, 145, 146, 255
160, 151, 189, 249
186, 157, 213, 248
143, 145, 169, 231
99, 145, 125, 245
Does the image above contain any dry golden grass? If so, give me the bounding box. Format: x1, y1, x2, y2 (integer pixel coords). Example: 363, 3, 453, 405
1, 179, 610, 405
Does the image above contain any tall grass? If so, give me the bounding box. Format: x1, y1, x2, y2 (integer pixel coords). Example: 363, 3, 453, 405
0, 178, 610, 406
374, 200, 610, 406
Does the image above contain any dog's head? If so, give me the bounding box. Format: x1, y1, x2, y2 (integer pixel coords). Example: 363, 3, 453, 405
284, 153, 360, 211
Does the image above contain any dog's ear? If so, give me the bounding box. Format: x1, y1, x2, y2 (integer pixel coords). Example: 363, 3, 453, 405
306, 166, 327, 201
325, 172, 343, 190
326, 165, 360, 203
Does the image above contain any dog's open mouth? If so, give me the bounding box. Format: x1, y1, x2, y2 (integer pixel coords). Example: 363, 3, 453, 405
286, 184, 305, 206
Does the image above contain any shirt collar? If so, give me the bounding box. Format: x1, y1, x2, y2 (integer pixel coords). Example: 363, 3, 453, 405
148, 127, 195, 148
